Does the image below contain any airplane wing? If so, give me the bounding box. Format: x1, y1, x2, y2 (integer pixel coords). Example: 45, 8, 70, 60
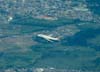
46, 39, 53, 42
48, 34, 53, 36
45, 38, 53, 42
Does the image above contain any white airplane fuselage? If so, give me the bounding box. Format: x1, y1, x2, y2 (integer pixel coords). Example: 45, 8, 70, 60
37, 34, 59, 41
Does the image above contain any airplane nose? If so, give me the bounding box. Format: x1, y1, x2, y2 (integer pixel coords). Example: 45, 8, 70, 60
37, 34, 41, 37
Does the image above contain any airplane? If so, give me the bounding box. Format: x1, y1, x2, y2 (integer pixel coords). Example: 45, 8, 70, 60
73, 7, 88, 11
36, 15, 58, 20
8, 16, 13, 22
37, 34, 60, 42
